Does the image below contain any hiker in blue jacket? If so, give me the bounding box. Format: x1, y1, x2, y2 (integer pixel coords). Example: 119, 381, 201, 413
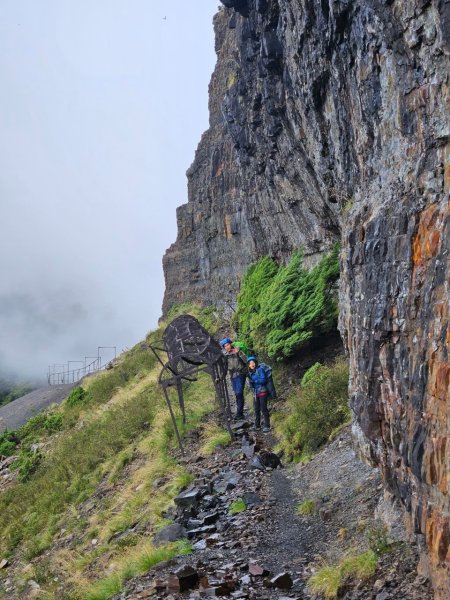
247, 356, 270, 432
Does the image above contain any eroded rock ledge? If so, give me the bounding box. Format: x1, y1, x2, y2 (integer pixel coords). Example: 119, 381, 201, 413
162, 1, 449, 596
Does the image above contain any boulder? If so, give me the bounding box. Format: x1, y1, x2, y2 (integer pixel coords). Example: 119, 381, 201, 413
153, 523, 187, 546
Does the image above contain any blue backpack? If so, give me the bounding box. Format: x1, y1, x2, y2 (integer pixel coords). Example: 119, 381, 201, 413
259, 363, 277, 400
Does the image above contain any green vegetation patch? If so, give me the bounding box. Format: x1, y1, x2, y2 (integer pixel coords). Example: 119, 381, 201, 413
0, 384, 155, 556
0, 431, 18, 457
200, 425, 231, 455
297, 499, 316, 516
229, 499, 246, 515
0, 380, 35, 408
274, 359, 350, 461
86, 540, 192, 600
233, 244, 340, 360
309, 550, 377, 598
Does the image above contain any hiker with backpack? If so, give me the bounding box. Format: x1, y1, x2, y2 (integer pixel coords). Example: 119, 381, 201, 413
220, 338, 248, 420
247, 356, 274, 433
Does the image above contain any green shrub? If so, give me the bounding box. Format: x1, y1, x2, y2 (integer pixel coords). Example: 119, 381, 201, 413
233, 256, 279, 345
367, 526, 392, 556
234, 245, 340, 360
275, 359, 350, 460
16, 409, 63, 443
0, 431, 18, 457
66, 386, 87, 407
13, 448, 42, 482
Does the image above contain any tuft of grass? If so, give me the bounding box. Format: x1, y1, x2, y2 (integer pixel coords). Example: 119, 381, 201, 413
309, 550, 377, 599
309, 564, 343, 599
274, 359, 350, 461
86, 574, 122, 600
367, 525, 392, 556
340, 551, 378, 579
200, 424, 231, 455
229, 499, 246, 515
86, 541, 192, 599
297, 499, 316, 516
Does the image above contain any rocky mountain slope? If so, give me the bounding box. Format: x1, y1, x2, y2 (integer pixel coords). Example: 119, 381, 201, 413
162, 1, 449, 597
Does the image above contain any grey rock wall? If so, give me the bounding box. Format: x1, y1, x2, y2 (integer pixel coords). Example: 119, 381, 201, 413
162, 2, 449, 594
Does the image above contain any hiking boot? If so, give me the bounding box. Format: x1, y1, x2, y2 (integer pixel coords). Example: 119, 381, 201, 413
262, 427, 270, 433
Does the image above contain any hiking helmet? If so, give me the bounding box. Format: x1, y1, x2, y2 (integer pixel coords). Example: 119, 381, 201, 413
247, 356, 258, 363
220, 338, 232, 347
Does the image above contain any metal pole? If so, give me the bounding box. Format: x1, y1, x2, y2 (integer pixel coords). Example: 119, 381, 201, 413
162, 385, 184, 454
176, 379, 186, 424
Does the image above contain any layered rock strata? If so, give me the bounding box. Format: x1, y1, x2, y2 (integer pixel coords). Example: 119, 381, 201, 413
162, 1, 449, 595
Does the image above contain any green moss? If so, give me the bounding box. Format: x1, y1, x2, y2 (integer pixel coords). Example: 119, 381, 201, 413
229, 499, 246, 514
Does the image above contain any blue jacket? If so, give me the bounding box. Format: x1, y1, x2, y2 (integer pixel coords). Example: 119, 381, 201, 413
247, 366, 268, 395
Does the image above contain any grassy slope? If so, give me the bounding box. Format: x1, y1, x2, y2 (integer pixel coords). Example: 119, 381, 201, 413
0, 308, 223, 600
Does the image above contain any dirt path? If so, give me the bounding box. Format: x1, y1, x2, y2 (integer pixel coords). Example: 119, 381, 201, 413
0, 384, 75, 432
116, 423, 433, 600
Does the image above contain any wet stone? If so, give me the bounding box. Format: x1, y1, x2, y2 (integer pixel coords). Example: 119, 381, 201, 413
174, 488, 201, 508
153, 523, 187, 546
242, 492, 262, 507
168, 565, 199, 592
259, 451, 281, 469
230, 420, 251, 431
200, 510, 221, 525
269, 571, 293, 589
248, 563, 269, 576
187, 525, 217, 539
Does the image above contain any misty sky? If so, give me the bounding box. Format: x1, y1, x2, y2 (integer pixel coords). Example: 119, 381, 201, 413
0, 1, 218, 381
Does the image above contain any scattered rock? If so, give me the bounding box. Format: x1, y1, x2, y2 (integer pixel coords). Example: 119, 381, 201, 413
167, 565, 199, 592
0, 558, 8, 569
242, 492, 262, 507
269, 572, 293, 589
174, 488, 201, 508
153, 523, 187, 546
248, 563, 269, 576
259, 451, 281, 469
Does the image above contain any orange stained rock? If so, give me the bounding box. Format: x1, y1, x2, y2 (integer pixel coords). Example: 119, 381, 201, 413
428, 359, 450, 403
412, 203, 448, 267
223, 214, 233, 239
425, 435, 448, 493
427, 512, 450, 565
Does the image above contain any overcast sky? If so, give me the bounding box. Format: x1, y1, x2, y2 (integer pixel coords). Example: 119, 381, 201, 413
0, 1, 218, 381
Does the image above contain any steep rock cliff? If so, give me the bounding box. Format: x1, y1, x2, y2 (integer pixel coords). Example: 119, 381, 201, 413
163, 1, 449, 595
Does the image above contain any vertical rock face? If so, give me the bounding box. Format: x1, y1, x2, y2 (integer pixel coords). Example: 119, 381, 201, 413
162, 4, 342, 315
163, 1, 449, 594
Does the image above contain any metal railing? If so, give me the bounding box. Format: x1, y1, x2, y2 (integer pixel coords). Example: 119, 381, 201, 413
47, 346, 116, 385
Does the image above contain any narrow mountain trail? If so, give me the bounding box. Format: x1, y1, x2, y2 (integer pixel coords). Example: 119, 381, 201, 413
114, 421, 433, 600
